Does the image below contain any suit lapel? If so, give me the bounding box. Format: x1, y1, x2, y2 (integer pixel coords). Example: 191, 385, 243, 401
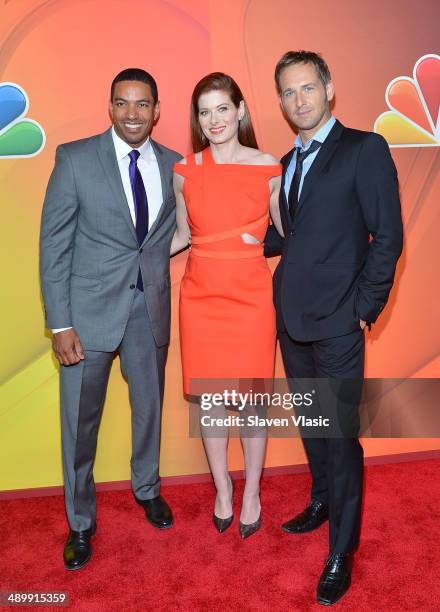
97, 131, 172, 247
150, 139, 169, 203
280, 148, 295, 230
297, 120, 344, 212
143, 139, 170, 244
97, 129, 137, 242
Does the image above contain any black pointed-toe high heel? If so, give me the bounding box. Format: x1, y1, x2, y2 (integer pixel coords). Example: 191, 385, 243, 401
213, 513, 234, 533
239, 515, 262, 539
213, 475, 234, 533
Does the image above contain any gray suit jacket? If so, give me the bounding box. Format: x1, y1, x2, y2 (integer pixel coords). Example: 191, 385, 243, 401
40, 128, 181, 349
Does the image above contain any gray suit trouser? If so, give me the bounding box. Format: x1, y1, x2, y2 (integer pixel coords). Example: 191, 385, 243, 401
60, 289, 167, 531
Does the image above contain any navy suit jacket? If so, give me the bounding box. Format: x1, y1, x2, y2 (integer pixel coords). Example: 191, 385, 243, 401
265, 119, 403, 342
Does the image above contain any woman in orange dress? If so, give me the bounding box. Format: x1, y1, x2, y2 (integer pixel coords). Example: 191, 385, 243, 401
171, 73, 283, 538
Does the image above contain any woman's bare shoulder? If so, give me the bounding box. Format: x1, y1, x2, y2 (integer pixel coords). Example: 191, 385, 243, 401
242, 147, 280, 165
257, 151, 280, 164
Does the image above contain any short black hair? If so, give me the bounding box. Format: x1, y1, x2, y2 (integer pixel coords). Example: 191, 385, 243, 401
110, 68, 158, 103
275, 51, 331, 92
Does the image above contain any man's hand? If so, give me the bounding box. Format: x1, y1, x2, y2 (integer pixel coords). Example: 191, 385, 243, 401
360, 320, 367, 330
52, 328, 85, 366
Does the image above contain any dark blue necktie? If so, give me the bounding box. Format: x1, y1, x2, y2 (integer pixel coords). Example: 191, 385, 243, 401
288, 139, 321, 220
128, 149, 149, 290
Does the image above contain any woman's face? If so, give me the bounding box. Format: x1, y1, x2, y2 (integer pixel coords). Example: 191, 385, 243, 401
197, 89, 244, 145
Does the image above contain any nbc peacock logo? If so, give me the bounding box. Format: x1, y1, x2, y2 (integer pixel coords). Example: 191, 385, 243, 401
374, 54, 440, 147
0, 82, 45, 158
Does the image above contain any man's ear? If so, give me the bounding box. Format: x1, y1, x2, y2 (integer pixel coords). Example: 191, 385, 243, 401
279, 95, 285, 113
326, 81, 335, 103
154, 101, 161, 122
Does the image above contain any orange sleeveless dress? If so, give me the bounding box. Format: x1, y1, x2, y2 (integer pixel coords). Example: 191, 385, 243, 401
174, 148, 282, 395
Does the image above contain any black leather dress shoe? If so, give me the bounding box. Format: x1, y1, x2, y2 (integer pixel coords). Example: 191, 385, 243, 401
137, 495, 173, 529
63, 525, 96, 570
281, 499, 328, 534
317, 553, 352, 606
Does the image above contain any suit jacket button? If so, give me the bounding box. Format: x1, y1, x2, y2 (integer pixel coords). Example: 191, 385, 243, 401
290, 230, 296, 236
130, 284, 135, 290
139, 248, 143, 253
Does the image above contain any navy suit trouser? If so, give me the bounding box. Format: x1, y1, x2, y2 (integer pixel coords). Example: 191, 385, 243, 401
279, 328, 365, 554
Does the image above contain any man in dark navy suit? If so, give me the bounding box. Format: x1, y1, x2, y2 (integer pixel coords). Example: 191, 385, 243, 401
266, 51, 403, 605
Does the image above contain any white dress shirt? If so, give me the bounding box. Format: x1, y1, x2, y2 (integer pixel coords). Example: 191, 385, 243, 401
111, 127, 163, 227
284, 115, 336, 200
52, 128, 163, 333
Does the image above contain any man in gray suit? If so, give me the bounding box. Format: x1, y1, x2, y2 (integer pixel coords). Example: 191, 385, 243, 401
40, 68, 181, 570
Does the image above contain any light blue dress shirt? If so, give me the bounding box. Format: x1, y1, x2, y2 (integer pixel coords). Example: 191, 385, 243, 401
284, 115, 336, 201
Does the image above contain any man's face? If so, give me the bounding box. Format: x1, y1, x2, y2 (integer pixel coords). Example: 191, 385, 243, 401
109, 80, 160, 147
278, 62, 334, 140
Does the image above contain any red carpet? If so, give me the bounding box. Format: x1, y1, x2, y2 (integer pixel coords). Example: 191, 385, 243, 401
1, 459, 440, 611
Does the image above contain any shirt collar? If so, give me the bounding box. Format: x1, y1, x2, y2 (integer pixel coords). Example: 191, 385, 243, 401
294, 115, 336, 151
111, 126, 152, 161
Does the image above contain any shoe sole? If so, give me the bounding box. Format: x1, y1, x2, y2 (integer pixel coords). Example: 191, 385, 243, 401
281, 519, 328, 534
316, 580, 351, 606
317, 590, 350, 606
146, 518, 174, 530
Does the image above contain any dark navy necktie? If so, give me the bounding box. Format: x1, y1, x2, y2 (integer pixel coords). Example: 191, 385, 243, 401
288, 139, 321, 220
128, 149, 149, 290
